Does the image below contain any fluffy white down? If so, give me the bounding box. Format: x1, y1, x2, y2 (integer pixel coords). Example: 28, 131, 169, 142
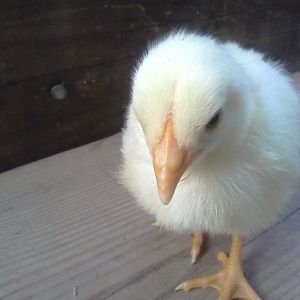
121, 32, 300, 235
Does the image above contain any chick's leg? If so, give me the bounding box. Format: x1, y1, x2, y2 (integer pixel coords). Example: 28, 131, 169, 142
176, 235, 261, 300
151, 221, 161, 229
191, 231, 203, 264
152, 221, 203, 264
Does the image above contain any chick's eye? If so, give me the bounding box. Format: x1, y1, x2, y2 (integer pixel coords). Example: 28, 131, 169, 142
205, 109, 222, 132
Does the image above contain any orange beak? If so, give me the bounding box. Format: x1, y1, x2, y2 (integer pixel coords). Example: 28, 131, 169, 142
152, 114, 189, 205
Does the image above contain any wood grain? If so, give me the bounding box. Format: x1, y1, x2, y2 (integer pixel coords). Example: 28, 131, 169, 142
0, 57, 133, 172
1, 0, 300, 85
0, 128, 299, 300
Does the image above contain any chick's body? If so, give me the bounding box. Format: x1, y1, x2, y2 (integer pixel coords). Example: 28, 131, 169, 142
121, 33, 300, 236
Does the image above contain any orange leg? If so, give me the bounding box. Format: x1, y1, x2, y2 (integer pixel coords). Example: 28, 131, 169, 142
191, 231, 203, 264
176, 234, 261, 300
151, 221, 161, 229
152, 222, 203, 264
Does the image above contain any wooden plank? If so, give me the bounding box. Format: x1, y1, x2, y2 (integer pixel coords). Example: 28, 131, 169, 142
0, 57, 133, 172
1, 0, 300, 85
0, 132, 299, 300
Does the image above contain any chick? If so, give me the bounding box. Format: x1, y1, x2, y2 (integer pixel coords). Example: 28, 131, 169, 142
121, 31, 300, 299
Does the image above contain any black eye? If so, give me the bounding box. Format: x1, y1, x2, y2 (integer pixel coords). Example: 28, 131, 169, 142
205, 109, 222, 132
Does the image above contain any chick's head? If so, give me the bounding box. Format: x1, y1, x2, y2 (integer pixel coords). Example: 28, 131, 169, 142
130, 33, 253, 204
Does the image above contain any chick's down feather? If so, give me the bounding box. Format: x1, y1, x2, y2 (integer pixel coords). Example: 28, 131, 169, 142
121, 32, 300, 236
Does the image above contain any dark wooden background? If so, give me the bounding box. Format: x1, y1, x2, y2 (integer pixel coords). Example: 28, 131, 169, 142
1, 0, 300, 173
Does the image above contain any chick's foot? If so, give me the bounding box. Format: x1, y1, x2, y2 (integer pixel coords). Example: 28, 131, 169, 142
176, 235, 261, 300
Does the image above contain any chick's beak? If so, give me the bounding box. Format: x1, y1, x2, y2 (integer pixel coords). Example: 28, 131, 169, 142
152, 114, 189, 205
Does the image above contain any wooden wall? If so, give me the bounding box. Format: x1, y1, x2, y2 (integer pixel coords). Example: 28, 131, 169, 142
1, 0, 300, 172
